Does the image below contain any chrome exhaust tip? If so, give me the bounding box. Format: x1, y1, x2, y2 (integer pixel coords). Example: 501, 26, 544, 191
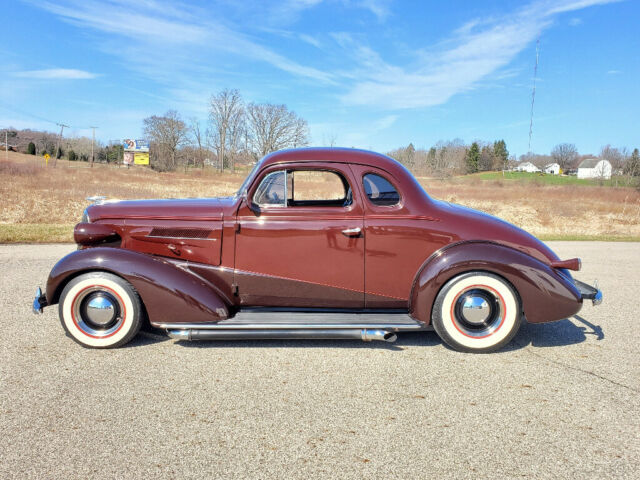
168, 329, 191, 341
361, 329, 397, 343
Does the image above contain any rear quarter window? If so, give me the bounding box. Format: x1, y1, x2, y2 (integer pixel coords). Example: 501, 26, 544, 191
362, 173, 400, 206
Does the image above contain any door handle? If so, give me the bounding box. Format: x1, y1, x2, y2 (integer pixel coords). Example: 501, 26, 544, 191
341, 227, 362, 237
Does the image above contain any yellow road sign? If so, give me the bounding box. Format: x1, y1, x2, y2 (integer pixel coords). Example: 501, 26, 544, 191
44, 153, 50, 165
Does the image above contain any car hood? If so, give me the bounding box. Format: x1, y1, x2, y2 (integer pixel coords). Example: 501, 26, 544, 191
432, 199, 560, 264
86, 197, 237, 222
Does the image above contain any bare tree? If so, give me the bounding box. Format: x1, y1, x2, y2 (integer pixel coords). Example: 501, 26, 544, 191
600, 144, 626, 174
190, 118, 205, 168
143, 110, 188, 172
246, 103, 309, 157
550, 143, 578, 171
208, 89, 243, 172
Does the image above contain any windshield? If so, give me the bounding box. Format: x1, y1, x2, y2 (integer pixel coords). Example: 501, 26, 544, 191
234, 161, 262, 197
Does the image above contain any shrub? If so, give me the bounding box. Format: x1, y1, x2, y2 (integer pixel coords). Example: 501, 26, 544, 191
27, 142, 36, 155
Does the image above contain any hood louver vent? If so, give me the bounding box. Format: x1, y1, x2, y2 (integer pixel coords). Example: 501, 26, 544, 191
148, 228, 212, 239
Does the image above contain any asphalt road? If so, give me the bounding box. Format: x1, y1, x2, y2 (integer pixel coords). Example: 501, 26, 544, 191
1, 242, 638, 479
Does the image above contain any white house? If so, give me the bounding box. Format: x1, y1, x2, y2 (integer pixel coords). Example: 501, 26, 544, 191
577, 158, 612, 179
515, 161, 541, 173
543, 163, 561, 175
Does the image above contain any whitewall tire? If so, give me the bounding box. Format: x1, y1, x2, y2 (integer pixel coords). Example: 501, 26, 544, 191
58, 272, 143, 348
431, 271, 522, 353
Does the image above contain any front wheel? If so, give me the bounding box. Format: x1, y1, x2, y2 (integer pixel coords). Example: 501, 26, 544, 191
58, 272, 143, 348
431, 271, 522, 353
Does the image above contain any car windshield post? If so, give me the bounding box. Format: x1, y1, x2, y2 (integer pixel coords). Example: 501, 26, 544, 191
235, 162, 261, 197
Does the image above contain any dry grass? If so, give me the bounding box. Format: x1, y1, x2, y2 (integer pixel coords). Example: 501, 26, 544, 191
1, 151, 639, 242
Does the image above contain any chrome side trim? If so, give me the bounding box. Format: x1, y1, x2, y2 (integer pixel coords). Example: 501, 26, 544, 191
155, 322, 426, 331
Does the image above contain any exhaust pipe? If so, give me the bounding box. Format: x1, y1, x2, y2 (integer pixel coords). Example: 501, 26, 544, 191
167, 328, 397, 343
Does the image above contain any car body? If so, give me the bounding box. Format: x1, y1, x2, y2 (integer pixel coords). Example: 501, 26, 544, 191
33, 147, 602, 352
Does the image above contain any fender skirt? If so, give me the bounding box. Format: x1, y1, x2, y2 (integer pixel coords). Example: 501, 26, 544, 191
409, 241, 582, 325
46, 247, 229, 325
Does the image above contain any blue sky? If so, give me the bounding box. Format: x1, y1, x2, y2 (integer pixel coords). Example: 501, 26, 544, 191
0, 0, 637, 157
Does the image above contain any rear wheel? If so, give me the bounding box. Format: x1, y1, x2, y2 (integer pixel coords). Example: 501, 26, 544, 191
58, 272, 142, 348
431, 271, 522, 353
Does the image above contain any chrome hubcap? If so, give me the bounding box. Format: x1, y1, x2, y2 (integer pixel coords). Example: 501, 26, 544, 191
453, 288, 504, 337
73, 287, 124, 337
461, 295, 491, 325
85, 294, 117, 326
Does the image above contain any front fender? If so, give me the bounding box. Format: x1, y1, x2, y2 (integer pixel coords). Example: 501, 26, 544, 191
409, 241, 582, 325
46, 248, 229, 325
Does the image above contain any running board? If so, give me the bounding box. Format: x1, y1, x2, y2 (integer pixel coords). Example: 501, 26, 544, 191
154, 311, 425, 331
168, 328, 398, 343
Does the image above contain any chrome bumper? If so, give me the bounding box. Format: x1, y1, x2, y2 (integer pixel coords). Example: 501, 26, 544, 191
33, 287, 48, 314
574, 279, 603, 306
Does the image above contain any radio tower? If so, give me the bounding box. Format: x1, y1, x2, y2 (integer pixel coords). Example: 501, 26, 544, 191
528, 36, 540, 153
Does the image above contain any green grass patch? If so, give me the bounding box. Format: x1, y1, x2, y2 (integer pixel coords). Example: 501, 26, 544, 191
464, 171, 635, 187
0, 224, 74, 243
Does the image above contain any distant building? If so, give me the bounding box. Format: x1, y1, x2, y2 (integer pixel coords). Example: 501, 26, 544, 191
543, 163, 561, 175
515, 161, 541, 173
577, 158, 612, 179
0, 142, 18, 152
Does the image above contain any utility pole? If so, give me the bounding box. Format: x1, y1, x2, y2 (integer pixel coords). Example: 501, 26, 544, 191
53, 123, 68, 167
4, 130, 7, 162
90, 126, 98, 167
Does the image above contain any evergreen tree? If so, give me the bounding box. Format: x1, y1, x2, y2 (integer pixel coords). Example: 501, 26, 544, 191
624, 148, 640, 177
27, 142, 36, 155
466, 142, 480, 173
493, 139, 509, 170
68, 150, 77, 161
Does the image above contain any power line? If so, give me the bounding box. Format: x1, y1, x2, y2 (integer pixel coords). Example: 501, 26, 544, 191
0, 99, 95, 131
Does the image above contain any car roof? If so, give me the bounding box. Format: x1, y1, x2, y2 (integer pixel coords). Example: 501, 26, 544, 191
261, 147, 401, 171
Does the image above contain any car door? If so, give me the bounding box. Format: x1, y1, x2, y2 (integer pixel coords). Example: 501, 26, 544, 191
234, 162, 365, 308
350, 164, 443, 309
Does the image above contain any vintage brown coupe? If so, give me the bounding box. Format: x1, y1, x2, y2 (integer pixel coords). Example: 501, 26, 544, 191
33, 147, 602, 352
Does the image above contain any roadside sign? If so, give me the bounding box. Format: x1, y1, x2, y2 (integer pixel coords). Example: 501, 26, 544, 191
44, 153, 50, 165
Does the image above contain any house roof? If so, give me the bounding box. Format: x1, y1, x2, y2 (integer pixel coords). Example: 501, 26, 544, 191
544, 163, 559, 168
578, 158, 601, 168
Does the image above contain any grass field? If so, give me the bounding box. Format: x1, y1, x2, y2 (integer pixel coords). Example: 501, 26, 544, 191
466, 170, 636, 187
1, 151, 639, 242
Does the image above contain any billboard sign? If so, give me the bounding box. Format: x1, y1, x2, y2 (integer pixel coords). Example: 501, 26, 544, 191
123, 139, 149, 152
134, 152, 150, 165
123, 151, 134, 165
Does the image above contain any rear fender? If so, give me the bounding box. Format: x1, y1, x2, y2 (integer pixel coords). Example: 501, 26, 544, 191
409, 241, 582, 325
46, 248, 229, 325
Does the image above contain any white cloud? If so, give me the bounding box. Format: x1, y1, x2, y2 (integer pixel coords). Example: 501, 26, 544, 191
28, 0, 334, 85
607, 69, 622, 74
12, 68, 98, 79
340, 0, 621, 109
569, 17, 583, 25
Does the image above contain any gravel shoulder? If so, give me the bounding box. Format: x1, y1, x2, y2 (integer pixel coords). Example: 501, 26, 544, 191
1, 242, 638, 479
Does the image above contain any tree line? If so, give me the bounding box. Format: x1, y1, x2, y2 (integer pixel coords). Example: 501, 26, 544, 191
0, 127, 123, 165
388, 139, 510, 177
388, 140, 640, 179
143, 89, 309, 172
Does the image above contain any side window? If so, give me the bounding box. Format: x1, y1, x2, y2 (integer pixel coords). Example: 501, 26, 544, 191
254, 171, 286, 206
288, 170, 351, 207
362, 173, 400, 206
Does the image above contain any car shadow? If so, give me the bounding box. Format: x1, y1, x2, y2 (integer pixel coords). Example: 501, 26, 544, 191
503, 314, 604, 352
128, 315, 603, 351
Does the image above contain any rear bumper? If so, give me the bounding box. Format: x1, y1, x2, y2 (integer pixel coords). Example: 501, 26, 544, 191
574, 279, 603, 306
33, 287, 48, 314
